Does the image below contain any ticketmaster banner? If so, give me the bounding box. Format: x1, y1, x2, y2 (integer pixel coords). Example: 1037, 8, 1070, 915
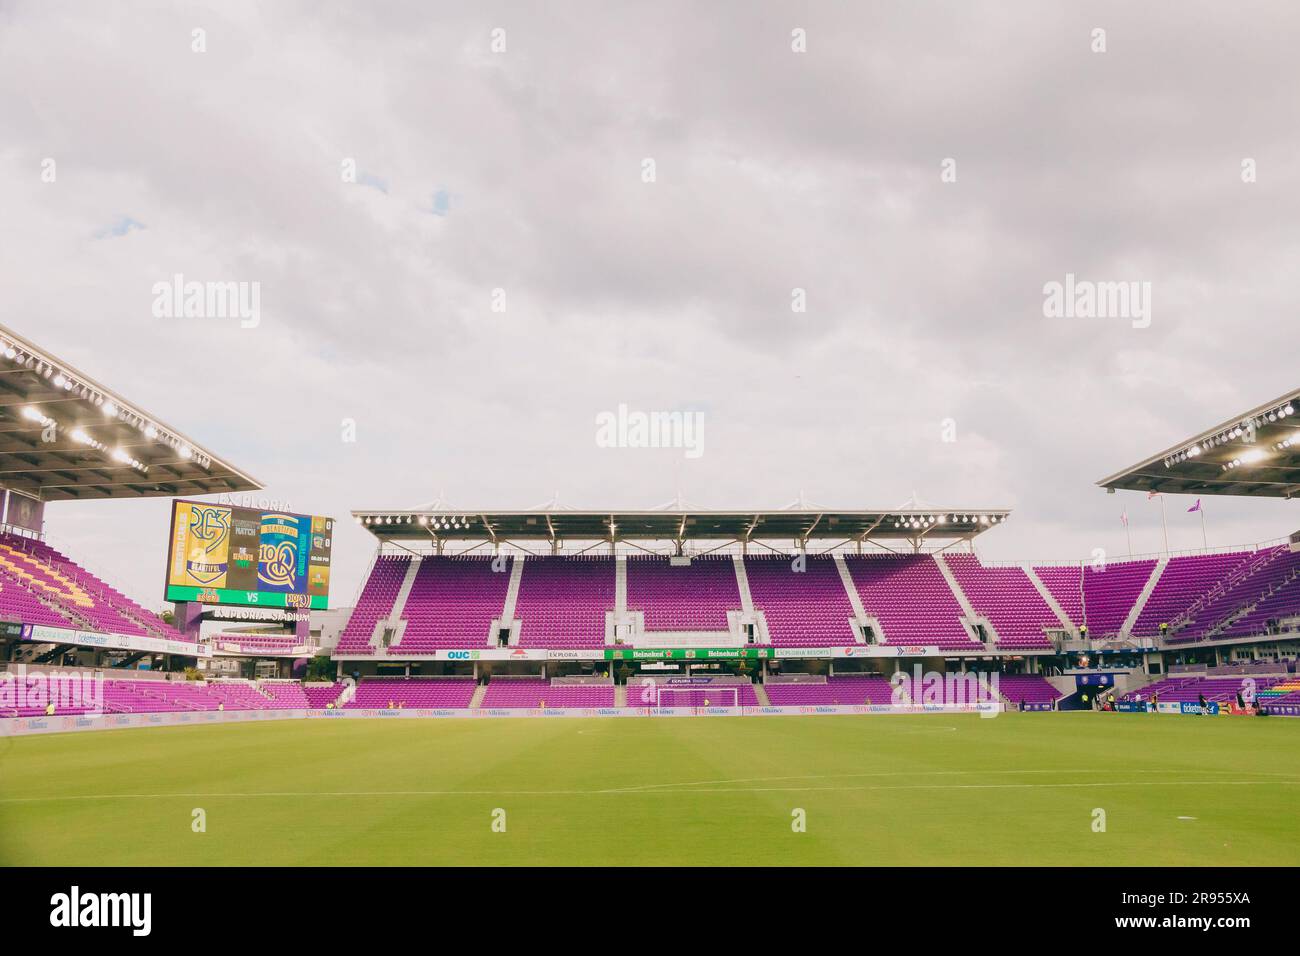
25, 623, 211, 658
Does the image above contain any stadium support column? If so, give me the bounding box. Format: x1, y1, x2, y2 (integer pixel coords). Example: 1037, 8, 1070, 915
173, 601, 205, 641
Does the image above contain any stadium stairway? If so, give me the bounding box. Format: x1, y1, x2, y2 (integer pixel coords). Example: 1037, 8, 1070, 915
614, 556, 628, 614
614, 684, 627, 707
933, 553, 996, 642
832, 554, 870, 623
933, 553, 978, 620
732, 555, 755, 613
753, 683, 771, 706
1024, 565, 1076, 630
1119, 555, 1169, 636
33, 643, 75, 664
334, 681, 357, 708
469, 683, 489, 709
500, 556, 524, 622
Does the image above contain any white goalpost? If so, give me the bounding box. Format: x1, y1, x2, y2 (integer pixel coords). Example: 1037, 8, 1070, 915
652, 685, 742, 709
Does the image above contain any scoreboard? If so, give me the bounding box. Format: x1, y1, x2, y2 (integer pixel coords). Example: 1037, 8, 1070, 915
164, 499, 333, 609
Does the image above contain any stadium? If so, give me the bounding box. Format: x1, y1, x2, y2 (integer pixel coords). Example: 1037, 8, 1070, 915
5, 6, 1300, 934
1, 321, 1297, 875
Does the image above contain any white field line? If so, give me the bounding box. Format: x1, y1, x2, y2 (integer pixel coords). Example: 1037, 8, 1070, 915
2, 770, 1297, 803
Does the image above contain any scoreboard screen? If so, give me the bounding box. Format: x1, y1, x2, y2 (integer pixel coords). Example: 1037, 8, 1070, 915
164, 499, 333, 609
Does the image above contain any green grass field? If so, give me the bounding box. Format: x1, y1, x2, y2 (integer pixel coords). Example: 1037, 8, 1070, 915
2, 713, 1297, 866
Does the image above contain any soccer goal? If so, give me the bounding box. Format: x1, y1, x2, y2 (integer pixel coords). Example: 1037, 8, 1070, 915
653, 685, 742, 709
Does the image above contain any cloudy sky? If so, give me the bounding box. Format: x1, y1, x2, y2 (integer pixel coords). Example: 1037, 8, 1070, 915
2, 1, 1298, 612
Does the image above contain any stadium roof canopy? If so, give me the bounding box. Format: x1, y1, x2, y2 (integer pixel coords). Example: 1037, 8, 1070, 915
352, 507, 1011, 550
0, 323, 261, 501
1098, 387, 1300, 499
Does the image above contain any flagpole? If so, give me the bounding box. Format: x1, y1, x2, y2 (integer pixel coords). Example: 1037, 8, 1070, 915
1124, 513, 1132, 557
1160, 496, 1169, 554
1200, 508, 1207, 550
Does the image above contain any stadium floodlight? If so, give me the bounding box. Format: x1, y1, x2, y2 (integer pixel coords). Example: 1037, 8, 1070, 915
21, 405, 45, 422
178, 444, 193, 459
102, 402, 117, 417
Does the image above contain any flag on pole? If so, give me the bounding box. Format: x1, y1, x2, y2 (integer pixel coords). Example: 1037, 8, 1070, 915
1188, 499, 1202, 513
1147, 491, 1161, 500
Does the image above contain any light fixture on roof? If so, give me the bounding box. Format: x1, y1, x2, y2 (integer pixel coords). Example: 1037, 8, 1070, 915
21, 406, 45, 423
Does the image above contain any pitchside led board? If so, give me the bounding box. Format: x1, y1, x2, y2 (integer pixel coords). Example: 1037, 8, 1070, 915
164, 500, 332, 610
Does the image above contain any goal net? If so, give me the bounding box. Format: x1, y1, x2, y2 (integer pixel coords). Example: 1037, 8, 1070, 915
652, 685, 742, 709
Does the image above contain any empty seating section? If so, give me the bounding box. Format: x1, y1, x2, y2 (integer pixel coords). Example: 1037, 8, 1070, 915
765, 675, 896, 706
346, 677, 477, 709
1081, 559, 1157, 635
332, 547, 1300, 653
1131, 551, 1252, 637
394, 557, 509, 652
99, 680, 272, 713
261, 682, 311, 708
302, 682, 345, 707
1121, 675, 1285, 704
995, 674, 1062, 707
481, 677, 615, 708
846, 555, 976, 647
744, 556, 856, 646
0, 533, 186, 640
514, 557, 612, 647
335, 555, 410, 652
1167, 547, 1299, 641
9, 678, 349, 716
1219, 550, 1300, 638
945, 555, 1056, 648
626, 557, 739, 630
1260, 678, 1300, 706
0, 577, 76, 629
